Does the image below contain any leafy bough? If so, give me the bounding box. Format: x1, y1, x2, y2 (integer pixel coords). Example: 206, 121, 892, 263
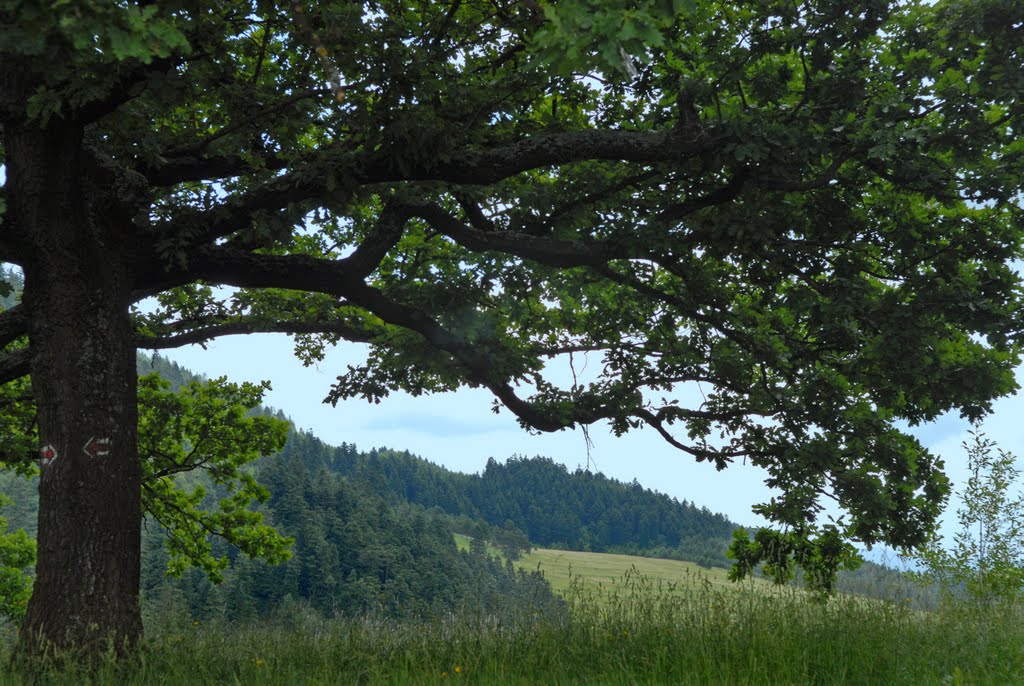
138, 374, 292, 582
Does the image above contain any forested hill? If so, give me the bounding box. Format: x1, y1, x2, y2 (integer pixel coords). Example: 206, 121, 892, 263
128, 350, 740, 566
133, 352, 741, 565
278, 429, 740, 566
138, 352, 741, 564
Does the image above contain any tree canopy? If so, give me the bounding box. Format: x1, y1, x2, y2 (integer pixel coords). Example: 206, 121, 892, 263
0, 0, 1022, 650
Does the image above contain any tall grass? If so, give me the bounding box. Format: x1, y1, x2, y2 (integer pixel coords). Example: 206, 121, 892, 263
2, 568, 1021, 684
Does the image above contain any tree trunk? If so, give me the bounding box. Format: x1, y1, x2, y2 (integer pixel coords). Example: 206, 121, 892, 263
6, 122, 143, 656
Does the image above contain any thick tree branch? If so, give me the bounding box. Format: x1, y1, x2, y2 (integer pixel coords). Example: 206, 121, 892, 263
76, 57, 179, 124
142, 152, 292, 187
338, 201, 414, 280
135, 318, 375, 350
149, 128, 709, 187
0, 348, 30, 384
408, 200, 640, 267
0, 305, 28, 349
372, 128, 718, 185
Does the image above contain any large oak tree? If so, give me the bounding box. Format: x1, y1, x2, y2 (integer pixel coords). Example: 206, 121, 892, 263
0, 0, 1022, 653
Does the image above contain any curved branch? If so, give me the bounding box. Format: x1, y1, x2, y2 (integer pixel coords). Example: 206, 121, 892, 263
146, 245, 620, 431
337, 200, 414, 280
634, 408, 749, 465
136, 198, 412, 295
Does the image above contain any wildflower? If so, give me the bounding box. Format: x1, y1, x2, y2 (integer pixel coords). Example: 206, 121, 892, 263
455, 665, 462, 674
255, 658, 265, 668
442, 671, 448, 679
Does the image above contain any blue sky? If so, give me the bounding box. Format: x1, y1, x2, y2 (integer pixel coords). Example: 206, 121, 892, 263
159, 332, 1024, 538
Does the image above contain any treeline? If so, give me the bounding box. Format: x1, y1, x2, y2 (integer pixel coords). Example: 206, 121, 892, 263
281, 430, 740, 568
141, 446, 562, 625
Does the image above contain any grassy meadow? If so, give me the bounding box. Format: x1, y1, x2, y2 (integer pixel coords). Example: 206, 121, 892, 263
1, 547, 1022, 684
519, 547, 742, 595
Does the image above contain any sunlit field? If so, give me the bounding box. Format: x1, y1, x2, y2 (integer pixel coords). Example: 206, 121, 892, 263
520, 547, 742, 594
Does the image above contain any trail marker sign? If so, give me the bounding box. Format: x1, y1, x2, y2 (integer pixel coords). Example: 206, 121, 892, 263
39, 445, 57, 468
83, 437, 112, 458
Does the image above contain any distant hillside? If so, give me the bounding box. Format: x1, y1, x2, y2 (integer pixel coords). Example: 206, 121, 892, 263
137, 352, 204, 390
141, 446, 562, 625
134, 353, 743, 567
277, 430, 741, 568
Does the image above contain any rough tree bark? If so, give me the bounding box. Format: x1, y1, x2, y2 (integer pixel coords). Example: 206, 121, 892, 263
6, 121, 143, 655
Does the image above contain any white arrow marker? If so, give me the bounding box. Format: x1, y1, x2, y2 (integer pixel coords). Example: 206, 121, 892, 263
83, 437, 112, 458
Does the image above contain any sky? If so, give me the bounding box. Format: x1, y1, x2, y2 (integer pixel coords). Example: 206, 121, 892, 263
158, 331, 1024, 541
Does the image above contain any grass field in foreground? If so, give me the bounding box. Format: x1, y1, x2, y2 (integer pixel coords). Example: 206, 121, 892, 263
3, 566, 1021, 685
3, 546, 1021, 684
